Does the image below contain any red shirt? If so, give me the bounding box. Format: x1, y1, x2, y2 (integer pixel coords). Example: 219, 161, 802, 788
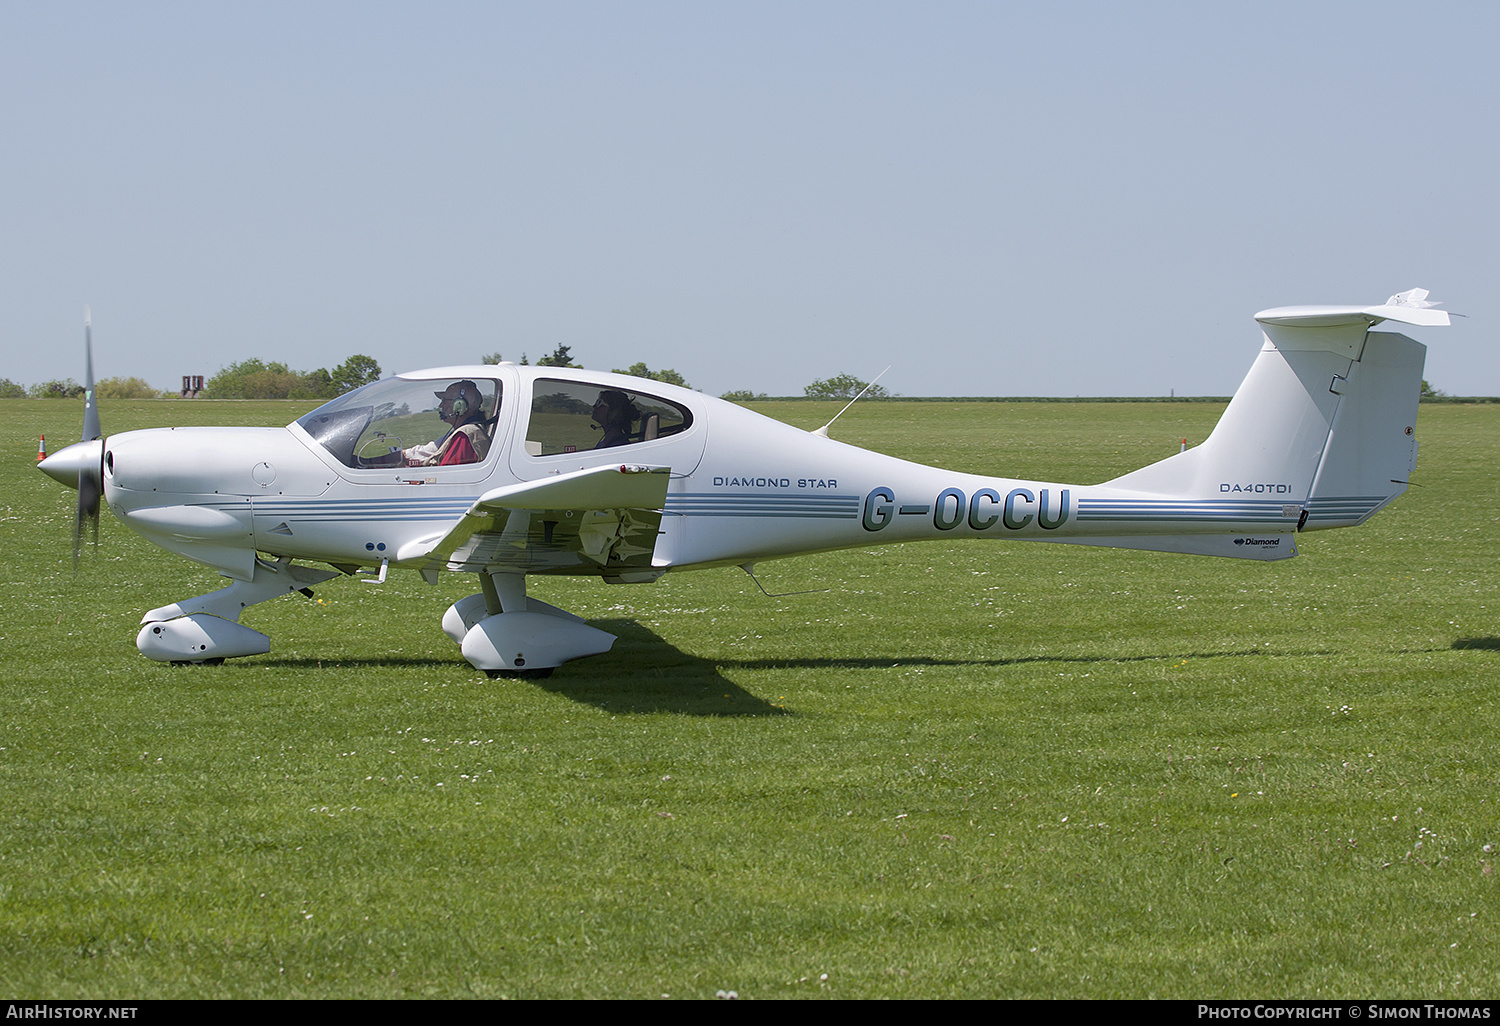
438, 431, 479, 466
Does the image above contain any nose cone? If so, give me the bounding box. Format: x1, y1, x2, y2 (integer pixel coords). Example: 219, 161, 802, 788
37, 439, 103, 489
104, 426, 334, 498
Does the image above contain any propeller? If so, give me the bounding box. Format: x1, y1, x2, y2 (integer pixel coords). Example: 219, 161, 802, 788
74, 308, 105, 564
36, 307, 106, 565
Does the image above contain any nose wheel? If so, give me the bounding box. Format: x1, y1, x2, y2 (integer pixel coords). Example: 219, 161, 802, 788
136, 558, 341, 664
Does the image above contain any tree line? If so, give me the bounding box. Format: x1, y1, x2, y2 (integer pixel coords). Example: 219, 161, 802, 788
489, 344, 896, 401
200, 355, 382, 399
4, 341, 891, 404
0, 355, 384, 401
1, 375, 164, 399
484, 344, 691, 389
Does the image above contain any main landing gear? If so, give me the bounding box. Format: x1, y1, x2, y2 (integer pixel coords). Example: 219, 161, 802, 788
442, 572, 615, 678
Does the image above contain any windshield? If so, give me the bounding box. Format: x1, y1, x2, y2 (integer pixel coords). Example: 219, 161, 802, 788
296, 376, 502, 468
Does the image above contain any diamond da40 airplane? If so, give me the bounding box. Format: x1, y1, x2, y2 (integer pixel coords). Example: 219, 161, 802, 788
39, 289, 1452, 676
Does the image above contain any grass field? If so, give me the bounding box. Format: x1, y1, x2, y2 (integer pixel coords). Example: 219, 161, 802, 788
1, 396, 1496, 999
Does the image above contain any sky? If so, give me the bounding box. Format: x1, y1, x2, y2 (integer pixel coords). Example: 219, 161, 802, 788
2, 1, 1495, 398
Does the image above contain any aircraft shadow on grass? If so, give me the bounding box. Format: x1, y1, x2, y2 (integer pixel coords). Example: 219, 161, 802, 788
231, 625, 1495, 717
251, 619, 788, 717
1451, 637, 1500, 652
252, 621, 1341, 717
712, 644, 1340, 667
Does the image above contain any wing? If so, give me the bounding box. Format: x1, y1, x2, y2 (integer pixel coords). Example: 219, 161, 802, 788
398, 463, 670, 576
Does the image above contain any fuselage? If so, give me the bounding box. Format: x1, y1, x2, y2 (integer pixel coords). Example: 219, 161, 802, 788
76, 363, 1304, 582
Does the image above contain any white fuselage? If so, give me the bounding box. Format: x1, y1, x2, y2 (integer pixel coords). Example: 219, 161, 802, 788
96, 364, 1310, 583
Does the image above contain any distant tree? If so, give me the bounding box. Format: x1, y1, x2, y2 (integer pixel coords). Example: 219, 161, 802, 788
803, 373, 889, 401
720, 389, 768, 403
330, 354, 382, 393
481, 353, 505, 365
96, 376, 163, 399
0, 378, 26, 398
612, 362, 690, 389
1420, 379, 1446, 400
28, 378, 85, 399
289, 368, 335, 401
205, 355, 380, 400
203, 359, 299, 399
536, 345, 580, 368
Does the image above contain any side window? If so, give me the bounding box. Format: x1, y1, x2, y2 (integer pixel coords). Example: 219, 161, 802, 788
525, 379, 691, 457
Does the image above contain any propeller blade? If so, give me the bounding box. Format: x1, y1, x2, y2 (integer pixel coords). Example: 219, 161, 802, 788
72, 307, 104, 565
82, 306, 101, 442
39, 438, 104, 566
74, 451, 103, 569
74, 466, 101, 567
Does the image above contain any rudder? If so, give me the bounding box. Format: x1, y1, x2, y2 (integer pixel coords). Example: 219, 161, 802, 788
1302, 330, 1425, 529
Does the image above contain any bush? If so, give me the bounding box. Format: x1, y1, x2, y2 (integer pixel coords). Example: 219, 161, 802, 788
803, 373, 889, 401
28, 379, 84, 399
96, 376, 165, 399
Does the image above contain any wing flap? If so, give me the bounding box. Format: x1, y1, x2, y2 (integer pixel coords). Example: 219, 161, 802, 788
399, 464, 670, 574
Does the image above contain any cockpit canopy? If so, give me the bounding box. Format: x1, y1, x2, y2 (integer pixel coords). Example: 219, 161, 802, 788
296, 376, 502, 468
295, 372, 697, 470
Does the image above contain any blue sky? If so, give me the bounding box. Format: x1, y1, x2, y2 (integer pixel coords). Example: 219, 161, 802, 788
2, 1, 1494, 397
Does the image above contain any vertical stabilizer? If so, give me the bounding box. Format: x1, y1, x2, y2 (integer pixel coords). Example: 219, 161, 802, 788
1103, 292, 1440, 527
1103, 333, 1356, 503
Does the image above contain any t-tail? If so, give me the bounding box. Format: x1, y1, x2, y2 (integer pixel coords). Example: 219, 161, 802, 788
1075, 289, 1453, 561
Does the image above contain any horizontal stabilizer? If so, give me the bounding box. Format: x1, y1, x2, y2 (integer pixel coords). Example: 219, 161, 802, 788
1255, 286, 1456, 329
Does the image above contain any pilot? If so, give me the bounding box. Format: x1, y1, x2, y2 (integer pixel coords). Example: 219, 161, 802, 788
404, 380, 491, 466
592, 390, 638, 449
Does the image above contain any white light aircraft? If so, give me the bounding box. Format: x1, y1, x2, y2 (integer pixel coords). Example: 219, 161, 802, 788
39, 290, 1453, 676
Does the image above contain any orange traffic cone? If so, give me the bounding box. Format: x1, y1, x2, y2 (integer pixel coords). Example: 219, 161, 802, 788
36, 434, 46, 462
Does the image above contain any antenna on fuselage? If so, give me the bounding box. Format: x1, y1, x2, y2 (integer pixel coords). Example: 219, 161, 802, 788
811, 365, 892, 438
739, 563, 829, 598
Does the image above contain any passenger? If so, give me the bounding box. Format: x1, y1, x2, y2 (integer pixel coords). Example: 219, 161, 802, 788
592, 389, 638, 449
405, 380, 491, 466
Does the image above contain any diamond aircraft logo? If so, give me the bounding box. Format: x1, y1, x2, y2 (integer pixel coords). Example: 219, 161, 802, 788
1234, 537, 1282, 547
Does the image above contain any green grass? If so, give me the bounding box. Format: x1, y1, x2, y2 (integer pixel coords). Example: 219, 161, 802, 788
2, 398, 1497, 998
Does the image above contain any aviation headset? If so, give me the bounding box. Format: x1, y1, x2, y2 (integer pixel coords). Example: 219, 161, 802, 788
439, 382, 481, 420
